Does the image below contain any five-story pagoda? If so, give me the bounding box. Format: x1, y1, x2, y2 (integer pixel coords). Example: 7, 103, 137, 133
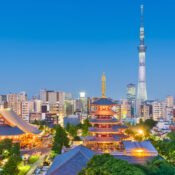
84, 73, 127, 153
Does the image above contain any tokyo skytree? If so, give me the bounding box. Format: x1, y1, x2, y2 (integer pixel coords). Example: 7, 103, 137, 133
137, 5, 147, 103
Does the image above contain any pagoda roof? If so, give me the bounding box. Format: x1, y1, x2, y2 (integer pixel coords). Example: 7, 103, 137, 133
0, 109, 41, 135
92, 98, 116, 106
89, 127, 119, 133
90, 118, 119, 124
47, 145, 95, 175
85, 136, 121, 143
0, 125, 24, 136
89, 125, 127, 133
113, 125, 128, 129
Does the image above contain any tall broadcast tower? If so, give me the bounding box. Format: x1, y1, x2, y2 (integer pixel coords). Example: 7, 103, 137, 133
136, 5, 147, 115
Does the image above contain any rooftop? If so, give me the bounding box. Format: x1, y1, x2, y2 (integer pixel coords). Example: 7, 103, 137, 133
88, 125, 127, 132
0, 109, 41, 135
47, 145, 95, 175
85, 135, 121, 142
90, 118, 119, 124
123, 141, 158, 155
0, 125, 24, 136
92, 98, 116, 106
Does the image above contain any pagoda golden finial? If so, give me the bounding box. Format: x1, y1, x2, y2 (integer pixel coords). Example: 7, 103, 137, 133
101, 72, 106, 98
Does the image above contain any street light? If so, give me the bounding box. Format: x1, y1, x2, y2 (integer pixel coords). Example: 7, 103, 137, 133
137, 129, 144, 135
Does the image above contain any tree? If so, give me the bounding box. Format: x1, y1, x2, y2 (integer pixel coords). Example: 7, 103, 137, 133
3, 155, 19, 175
11, 143, 21, 162
125, 119, 157, 142
81, 119, 91, 136
0, 139, 12, 154
167, 132, 175, 140
66, 124, 78, 138
137, 158, 175, 175
143, 119, 157, 130
152, 132, 175, 164
73, 136, 81, 141
52, 125, 69, 154
79, 154, 145, 175
66, 122, 71, 131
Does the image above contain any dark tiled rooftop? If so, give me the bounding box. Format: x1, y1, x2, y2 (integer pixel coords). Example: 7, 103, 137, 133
123, 141, 158, 153
0, 125, 24, 136
47, 145, 95, 175
92, 98, 116, 105
90, 118, 119, 123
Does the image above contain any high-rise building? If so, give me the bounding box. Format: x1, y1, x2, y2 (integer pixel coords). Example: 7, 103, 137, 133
29, 99, 42, 113
0, 95, 7, 104
140, 102, 152, 120
121, 99, 132, 119
136, 5, 148, 116
21, 101, 30, 121
79, 92, 88, 115
7, 92, 28, 119
40, 90, 58, 104
152, 101, 163, 121
166, 96, 174, 108
127, 84, 136, 102
127, 84, 136, 116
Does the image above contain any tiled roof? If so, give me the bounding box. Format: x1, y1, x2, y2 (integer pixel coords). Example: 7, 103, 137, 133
90, 118, 119, 123
92, 98, 116, 105
85, 135, 121, 142
113, 125, 128, 129
0, 125, 24, 136
123, 141, 158, 154
89, 125, 127, 133
47, 145, 95, 175
89, 127, 119, 133
0, 109, 41, 135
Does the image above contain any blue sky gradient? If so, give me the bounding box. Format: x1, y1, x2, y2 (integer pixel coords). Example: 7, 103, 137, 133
0, 0, 175, 99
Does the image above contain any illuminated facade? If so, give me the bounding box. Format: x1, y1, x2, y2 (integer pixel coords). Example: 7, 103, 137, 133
0, 109, 41, 148
84, 74, 127, 153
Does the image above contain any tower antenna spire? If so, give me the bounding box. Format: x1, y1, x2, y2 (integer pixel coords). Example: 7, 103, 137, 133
101, 73, 106, 98
140, 4, 144, 27
139, 4, 145, 45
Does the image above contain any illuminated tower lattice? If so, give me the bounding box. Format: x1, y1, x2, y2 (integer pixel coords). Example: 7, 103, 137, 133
137, 5, 148, 115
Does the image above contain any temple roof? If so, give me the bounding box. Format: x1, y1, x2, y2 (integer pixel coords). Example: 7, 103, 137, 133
90, 118, 119, 124
47, 145, 95, 175
0, 109, 41, 135
85, 135, 121, 142
0, 125, 24, 136
89, 125, 127, 133
92, 98, 116, 106
123, 141, 158, 154
89, 127, 119, 133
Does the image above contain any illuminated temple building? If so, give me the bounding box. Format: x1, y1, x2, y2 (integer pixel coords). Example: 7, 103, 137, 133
84, 73, 128, 153
47, 74, 159, 175
0, 108, 41, 148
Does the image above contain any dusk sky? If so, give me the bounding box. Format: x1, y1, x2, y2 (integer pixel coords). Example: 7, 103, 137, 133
0, 0, 175, 99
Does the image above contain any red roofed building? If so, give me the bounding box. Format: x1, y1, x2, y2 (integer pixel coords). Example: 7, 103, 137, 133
84, 74, 127, 153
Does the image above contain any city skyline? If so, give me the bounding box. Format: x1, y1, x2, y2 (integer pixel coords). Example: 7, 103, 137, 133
0, 1, 175, 99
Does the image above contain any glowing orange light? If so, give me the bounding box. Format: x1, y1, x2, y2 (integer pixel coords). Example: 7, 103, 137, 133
137, 129, 144, 135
